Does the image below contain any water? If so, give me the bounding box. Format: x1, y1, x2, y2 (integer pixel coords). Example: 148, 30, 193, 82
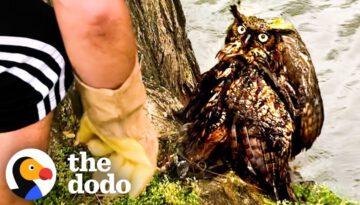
181, 0, 360, 201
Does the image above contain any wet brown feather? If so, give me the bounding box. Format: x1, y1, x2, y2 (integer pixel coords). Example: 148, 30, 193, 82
183, 5, 323, 201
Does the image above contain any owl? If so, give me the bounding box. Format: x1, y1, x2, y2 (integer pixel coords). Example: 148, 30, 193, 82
183, 5, 324, 201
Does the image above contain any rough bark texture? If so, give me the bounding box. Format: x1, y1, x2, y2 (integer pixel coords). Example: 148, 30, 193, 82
127, 0, 201, 104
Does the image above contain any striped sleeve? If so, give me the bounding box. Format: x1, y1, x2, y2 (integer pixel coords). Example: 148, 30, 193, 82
0, 0, 73, 132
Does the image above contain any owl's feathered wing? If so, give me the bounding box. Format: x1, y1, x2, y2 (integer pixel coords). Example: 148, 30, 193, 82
224, 64, 296, 200
183, 61, 236, 161
279, 32, 324, 157
184, 61, 296, 200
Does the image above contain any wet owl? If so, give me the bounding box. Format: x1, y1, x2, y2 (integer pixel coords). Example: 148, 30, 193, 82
183, 5, 324, 201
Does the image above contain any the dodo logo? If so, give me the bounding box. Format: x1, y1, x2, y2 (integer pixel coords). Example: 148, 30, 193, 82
5, 149, 56, 200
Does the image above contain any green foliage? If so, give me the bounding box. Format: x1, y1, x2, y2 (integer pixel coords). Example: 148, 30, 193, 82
264, 183, 359, 205
101, 175, 200, 205
134, 175, 200, 205
292, 183, 358, 205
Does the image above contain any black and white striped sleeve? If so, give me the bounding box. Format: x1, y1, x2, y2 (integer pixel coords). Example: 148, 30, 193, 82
0, 0, 73, 132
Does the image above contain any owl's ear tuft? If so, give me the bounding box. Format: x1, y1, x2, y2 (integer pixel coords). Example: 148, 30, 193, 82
230, 5, 243, 23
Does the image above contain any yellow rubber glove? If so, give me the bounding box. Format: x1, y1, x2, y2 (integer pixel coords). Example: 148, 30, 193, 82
75, 62, 158, 197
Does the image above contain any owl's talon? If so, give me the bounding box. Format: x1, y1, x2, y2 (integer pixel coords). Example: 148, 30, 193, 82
176, 160, 190, 179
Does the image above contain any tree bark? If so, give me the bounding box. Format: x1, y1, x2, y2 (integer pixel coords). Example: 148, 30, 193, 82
127, 0, 201, 104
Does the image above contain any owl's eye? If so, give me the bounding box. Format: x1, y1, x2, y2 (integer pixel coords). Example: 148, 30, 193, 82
258, 33, 269, 43
237, 25, 246, 35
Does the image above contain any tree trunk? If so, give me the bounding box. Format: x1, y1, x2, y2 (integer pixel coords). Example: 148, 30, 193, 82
127, 0, 201, 104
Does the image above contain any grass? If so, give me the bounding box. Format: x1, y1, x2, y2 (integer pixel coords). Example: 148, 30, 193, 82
292, 183, 358, 205
262, 183, 358, 205
102, 175, 200, 205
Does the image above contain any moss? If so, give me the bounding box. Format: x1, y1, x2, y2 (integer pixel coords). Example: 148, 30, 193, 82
292, 182, 358, 205
100, 175, 200, 205
263, 183, 359, 205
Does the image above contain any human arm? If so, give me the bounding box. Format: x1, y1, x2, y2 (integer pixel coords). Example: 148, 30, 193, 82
53, 0, 158, 197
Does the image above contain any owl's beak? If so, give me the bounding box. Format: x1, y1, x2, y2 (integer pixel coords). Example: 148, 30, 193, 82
216, 41, 242, 61
244, 34, 251, 46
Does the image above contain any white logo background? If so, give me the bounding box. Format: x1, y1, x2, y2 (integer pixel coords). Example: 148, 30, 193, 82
5, 148, 57, 198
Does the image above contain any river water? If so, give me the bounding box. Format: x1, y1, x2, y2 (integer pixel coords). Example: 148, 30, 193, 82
181, 0, 360, 201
